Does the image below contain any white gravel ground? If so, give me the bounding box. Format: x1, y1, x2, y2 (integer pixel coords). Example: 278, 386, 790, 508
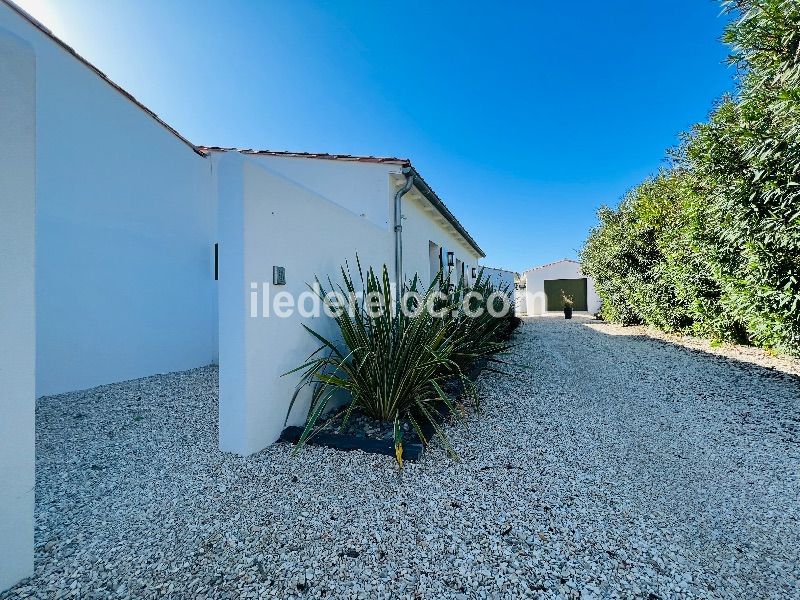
3, 315, 799, 599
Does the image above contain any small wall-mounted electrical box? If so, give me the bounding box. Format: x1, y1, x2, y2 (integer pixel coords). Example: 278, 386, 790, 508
273, 266, 286, 285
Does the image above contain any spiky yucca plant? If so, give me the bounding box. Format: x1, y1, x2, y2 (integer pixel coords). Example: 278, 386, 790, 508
285, 260, 473, 464
444, 268, 518, 375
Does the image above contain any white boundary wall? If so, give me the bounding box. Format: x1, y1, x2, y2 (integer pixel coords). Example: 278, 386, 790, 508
0, 26, 36, 591
217, 155, 393, 454
0, 2, 218, 397
524, 260, 601, 316
514, 285, 528, 315
480, 266, 515, 292
216, 154, 483, 454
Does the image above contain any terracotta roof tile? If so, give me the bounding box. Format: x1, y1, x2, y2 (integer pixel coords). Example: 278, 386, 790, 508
200, 147, 485, 258
198, 146, 411, 166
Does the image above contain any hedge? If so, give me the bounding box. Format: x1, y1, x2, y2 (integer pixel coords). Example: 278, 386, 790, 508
581, 0, 800, 355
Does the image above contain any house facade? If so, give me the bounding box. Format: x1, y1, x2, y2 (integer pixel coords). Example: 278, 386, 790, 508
0, 0, 492, 589
523, 259, 601, 316
207, 148, 485, 455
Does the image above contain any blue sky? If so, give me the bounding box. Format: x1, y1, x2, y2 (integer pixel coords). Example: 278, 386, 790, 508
18, 0, 735, 272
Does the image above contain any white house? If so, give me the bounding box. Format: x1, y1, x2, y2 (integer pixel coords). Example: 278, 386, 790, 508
523, 259, 601, 316
205, 147, 485, 456
0, 0, 493, 589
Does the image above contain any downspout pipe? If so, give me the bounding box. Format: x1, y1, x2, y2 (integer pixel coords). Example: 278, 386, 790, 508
394, 166, 414, 302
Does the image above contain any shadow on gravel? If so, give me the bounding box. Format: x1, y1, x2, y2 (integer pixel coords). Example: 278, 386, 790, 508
580, 319, 800, 386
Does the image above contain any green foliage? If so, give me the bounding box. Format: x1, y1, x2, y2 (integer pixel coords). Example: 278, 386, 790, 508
446, 269, 519, 374
285, 260, 517, 465
581, 0, 800, 355
684, 0, 800, 352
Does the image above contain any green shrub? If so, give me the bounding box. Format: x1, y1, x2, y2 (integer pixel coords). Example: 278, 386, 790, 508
581, 0, 800, 355
445, 268, 518, 374
285, 260, 518, 465
681, 0, 800, 352
581, 171, 697, 330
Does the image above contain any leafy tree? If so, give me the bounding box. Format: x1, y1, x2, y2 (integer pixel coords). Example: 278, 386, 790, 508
683, 0, 800, 352
582, 170, 709, 333
582, 0, 800, 356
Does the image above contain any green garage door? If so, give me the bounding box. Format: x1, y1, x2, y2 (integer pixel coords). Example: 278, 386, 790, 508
544, 278, 588, 311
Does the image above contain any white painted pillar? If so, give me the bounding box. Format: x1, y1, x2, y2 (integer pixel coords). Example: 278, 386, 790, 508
0, 28, 36, 592
215, 153, 248, 455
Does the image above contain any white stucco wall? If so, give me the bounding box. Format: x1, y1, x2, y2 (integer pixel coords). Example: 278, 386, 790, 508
245, 155, 395, 230
245, 154, 483, 289
401, 192, 482, 289
480, 266, 516, 291
524, 260, 601, 316
215, 154, 485, 455
0, 26, 36, 592
0, 2, 218, 397
216, 154, 393, 454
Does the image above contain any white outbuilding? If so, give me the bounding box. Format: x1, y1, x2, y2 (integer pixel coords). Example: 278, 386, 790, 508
522, 259, 601, 316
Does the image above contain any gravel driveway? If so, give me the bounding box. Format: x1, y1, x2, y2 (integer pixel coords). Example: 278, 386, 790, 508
4, 316, 799, 599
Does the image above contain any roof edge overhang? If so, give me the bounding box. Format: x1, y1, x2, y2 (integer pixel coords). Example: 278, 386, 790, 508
480, 265, 518, 274
522, 258, 580, 274
199, 146, 411, 166
202, 147, 486, 259
408, 167, 485, 258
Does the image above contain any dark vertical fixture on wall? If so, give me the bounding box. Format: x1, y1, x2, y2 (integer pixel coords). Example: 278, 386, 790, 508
393, 167, 414, 301
439, 248, 444, 286
214, 243, 219, 281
